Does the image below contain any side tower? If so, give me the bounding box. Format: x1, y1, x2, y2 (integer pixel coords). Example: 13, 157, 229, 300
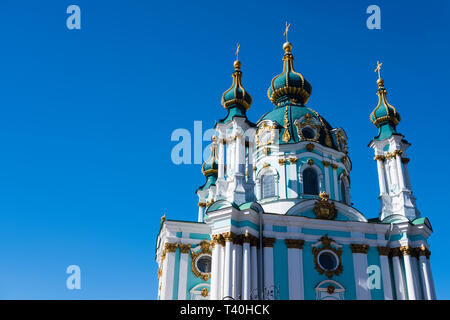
369, 65, 419, 222
213, 52, 257, 206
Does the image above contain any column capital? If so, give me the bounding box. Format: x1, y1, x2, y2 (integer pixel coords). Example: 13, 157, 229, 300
222, 231, 238, 243
161, 242, 178, 261
374, 155, 386, 161
402, 157, 410, 164
323, 160, 330, 167
284, 239, 305, 249
240, 231, 252, 244
350, 243, 369, 254
278, 158, 287, 166
377, 246, 390, 256
331, 163, 339, 170
414, 246, 431, 259
179, 244, 191, 254
288, 157, 298, 164
262, 237, 276, 248
399, 245, 412, 256
389, 247, 402, 257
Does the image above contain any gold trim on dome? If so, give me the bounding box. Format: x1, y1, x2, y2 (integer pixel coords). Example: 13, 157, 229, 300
312, 235, 343, 278
282, 106, 291, 142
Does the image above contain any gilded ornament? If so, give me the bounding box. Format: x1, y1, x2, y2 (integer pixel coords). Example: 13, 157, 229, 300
327, 285, 335, 294
278, 158, 286, 166
312, 235, 343, 278
374, 155, 386, 161
179, 244, 191, 254
323, 161, 330, 167
402, 157, 410, 164
313, 192, 337, 220
201, 287, 209, 297
331, 164, 338, 170
306, 143, 315, 152
289, 157, 298, 164
282, 106, 291, 142
307, 158, 314, 165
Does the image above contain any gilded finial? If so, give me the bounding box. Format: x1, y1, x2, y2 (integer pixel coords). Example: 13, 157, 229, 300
161, 213, 166, 223
284, 22, 291, 42
374, 61, 384, 87
283, 22, 292, 53
234, 43, 241, 70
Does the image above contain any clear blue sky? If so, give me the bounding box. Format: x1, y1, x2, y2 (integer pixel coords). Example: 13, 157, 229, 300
0, 0, 449, 299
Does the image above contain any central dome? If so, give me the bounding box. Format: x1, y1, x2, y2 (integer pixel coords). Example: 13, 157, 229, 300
267, 41, 312, 105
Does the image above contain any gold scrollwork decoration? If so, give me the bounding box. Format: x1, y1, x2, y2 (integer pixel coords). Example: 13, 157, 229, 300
312, 235, 343, 278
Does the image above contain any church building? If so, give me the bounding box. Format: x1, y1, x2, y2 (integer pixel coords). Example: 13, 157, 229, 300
155, 29, 436, 300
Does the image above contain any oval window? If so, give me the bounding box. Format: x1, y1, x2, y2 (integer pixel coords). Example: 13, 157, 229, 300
196, 255, 212, 273
318, 251, 338, 271
302, 127, 315, 139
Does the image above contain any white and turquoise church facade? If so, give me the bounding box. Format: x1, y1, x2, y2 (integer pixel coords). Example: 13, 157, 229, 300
156, 37, 436, 300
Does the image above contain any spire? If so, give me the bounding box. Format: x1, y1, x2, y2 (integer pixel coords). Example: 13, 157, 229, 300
267, 22, 312, 106
370, 61, 401, 140
221, 44, 252, 111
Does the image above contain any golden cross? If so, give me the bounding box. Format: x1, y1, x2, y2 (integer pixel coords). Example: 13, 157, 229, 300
236, 43, 240, 60
284, 22, 291, 42
374, 61, 383, 78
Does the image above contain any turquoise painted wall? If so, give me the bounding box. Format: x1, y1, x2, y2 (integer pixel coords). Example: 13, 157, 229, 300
367, 246, 384, 300
172, 247, 181, 299
273, 239, 289, 300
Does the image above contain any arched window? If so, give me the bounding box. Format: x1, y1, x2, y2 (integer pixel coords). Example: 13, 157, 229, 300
303, 168, 319, 195
340, 179, 347, 204
261, 174, 275, 199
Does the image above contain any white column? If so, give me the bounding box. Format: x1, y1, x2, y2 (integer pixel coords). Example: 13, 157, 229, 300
332, 164, 339, 201
160, 243, 177, 300
250, 243, 258, 299
400, 246, 416, 300
323, 163, 331, 194
375, 157, 387, 194
220, 242, 226, 299
218, 139, 225, 179
351, 244, 371, 300
419, 254, 432, 300
426, 257, 436, 300
377, 247, 393, 300
392, 249, 407, 300
177, 245, 190, 300
197, 203, 204, 223
247, 142, 254, 182
210, 239, 220, 300
263, 238, 275, 299
395, 152, 406, 190
231, 240, 242, 299
223, 234, 234, 298
285, 239, 304, 300
278, 160, 287, 199
288, 159, 298, 198
242, 238, 251, 300
410, 254, 422, 299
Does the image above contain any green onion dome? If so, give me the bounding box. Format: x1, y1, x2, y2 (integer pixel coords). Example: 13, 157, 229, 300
370, 77, 401, 127
201, 136, 219, 177
370, 77, 401, 141
267, 41, 312, 106
221, 59, 253, 111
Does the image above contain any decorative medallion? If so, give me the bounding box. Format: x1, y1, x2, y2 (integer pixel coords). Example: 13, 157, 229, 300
256, 122, 276, 147
201, 287, 209, 297
191, 240, 212, 281
312, 235, 343, 278
313, 192, 337, 220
